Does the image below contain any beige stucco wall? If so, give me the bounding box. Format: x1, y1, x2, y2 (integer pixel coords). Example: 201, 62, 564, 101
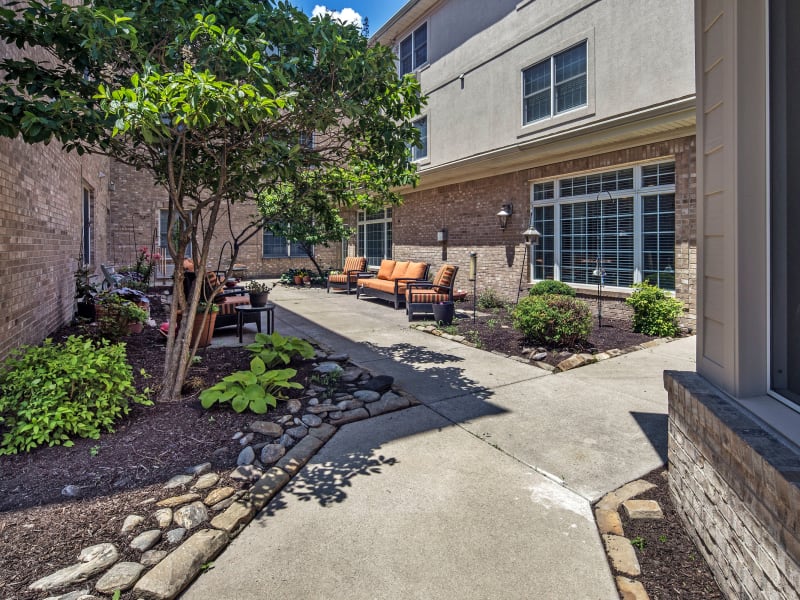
378, 0, 695, 172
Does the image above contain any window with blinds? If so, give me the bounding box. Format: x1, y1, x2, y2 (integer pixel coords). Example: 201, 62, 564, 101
523, 41, 587, 125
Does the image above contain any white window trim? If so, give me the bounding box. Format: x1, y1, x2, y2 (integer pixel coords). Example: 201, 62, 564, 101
262, 228, 311, 259
412, 115, 429, 163
518, 29, 595, 137
529, 160, 676, 293
397, 21, 429, 76
357, 208, 393, 267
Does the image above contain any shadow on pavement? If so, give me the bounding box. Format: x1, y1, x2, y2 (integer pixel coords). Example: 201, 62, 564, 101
630, 411, 668, 464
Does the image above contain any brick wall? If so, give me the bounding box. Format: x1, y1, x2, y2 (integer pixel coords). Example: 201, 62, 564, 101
0, 136, 110, 361
665, 371, 800, 599
395, 136, 696, 329
107, 162, 340, 279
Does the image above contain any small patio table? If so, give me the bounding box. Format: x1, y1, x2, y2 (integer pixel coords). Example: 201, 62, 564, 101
235, 303, 275, 343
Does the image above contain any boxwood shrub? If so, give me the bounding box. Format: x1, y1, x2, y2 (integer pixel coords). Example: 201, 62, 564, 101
625, 282, 684, 337
528, 280, 576, 297
513, 294, 592, 347
0, 335, 151, 455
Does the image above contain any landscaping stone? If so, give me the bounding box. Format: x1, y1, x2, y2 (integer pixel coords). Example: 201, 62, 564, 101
94, 561, 145, 594
153, 508, 173, 528
366, 392, 410, 417
622, 499, 664, 520
326, 352, 349, 362
133, 529, 229, 600
203, 486, 235, 507
285, 399, 302, 414
239, 432, 254, 445
275, 435, 325, 477
314, 361, 343, 375
163, 474, 193, 489
165, 527, 187, 545
141, 550, 168, 567
43, 589, 89, 600
305, 404, 332, 414
359, 375, 393, 393
307, 422, 337, 442
595, 508, 625, 536
555, 354, 589, 372
532, 361, 556, 372
260, 443, 286, 465
61, 485, 81, 498
301, 413, 323, 427
596, 480, 656, 511
340, 367, 363, 383
603, 534, 641, 577
156, 493, 200, 508
336, 399, 364, 411
328, 408, 368, 426
192, 472, 219, 490
531, 351, 548, 361
130, 529, 161, 552
173, 501, 209, 530
236, 446, 255, 466
285, 425, 308, 440
616, 576, 650, 600
210, 500, 255, 535
229, 465, 262, 482
278, 433, 296, 448
249, 467, 291, 510
187, 462, 212, 476
120, 514, 145, 535
328, 410, 344, 420
353, 389, 380, 403
210, 496, 238, 512
29, 544, 119, 592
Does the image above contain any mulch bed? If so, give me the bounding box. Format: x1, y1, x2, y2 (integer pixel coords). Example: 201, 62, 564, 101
0, 293, 721, 599
450, 301, 656, 364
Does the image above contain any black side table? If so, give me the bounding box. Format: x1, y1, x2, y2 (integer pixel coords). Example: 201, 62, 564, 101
235, 303, 275, 343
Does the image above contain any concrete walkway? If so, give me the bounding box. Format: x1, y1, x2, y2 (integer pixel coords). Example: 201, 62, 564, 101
183, 284, 696, 600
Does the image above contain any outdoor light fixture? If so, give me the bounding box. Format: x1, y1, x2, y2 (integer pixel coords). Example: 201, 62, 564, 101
497, 204, 513, 230
437, 228, 448, 243
522, 226, 541, 246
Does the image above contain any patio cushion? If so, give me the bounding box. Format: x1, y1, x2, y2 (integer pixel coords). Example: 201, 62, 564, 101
328, 273, 356, 284
361, 278, 405, 295
406, 290, 452, 304
377, 260, 396, 280
433, 264, 457, 293
218, 295, 249, 316
390, 261, 411, 280
405, 261, 428, 280
343, 256, 367, 274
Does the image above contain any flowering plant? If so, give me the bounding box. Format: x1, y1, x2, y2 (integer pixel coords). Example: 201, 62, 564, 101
132, 246, 162, 286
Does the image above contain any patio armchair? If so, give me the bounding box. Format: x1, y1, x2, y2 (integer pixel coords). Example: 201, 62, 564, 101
327, 256, 368, 294
183, 270, 256, 331
356, 259, 430, 309
406, 264, 459, 321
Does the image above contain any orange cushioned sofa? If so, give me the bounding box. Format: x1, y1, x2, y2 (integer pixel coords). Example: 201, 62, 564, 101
356, 259, 430, 309
326, 256, 368, 294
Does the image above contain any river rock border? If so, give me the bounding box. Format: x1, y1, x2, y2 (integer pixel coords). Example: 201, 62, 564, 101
33, 350, 419, 600
411, 323, 673, 373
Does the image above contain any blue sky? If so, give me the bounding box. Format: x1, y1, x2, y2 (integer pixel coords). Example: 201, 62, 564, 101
288, 1, 408, 34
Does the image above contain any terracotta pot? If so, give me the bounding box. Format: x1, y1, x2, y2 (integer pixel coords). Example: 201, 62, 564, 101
128, 322, 144, 334
303, 275, 311, 284
293, 275, 303, 285
175, 310, 218, 348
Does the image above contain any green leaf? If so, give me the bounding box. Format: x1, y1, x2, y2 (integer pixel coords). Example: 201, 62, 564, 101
250, 356, 266, 376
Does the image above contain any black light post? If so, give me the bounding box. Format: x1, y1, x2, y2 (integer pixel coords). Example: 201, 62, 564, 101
468, 252, 477, 323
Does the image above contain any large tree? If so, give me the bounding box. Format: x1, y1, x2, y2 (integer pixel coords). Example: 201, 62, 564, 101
0, 0, 423, 401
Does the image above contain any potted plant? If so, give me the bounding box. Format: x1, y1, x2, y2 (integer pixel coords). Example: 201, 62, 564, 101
246, 280, 275, 307
96, 293, 149, 339
293, 270, 305, 285
191, 302, 219, 348
302, 271, 311, 285
74, 259, 98, 320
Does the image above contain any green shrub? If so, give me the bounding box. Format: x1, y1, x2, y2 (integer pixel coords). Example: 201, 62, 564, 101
477, 288, 505, 310
625, 282, 684, 337
96, 293, 149, 340
513, 294, 592, 347
0, 336, 151, 455
528, 280, 576, 297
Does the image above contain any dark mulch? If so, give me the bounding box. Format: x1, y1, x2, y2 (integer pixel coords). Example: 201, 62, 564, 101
451, 301, 656, 365
618, 467, 724, 599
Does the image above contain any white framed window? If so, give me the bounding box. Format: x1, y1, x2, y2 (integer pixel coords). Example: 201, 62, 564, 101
523, 41, 587, 125
530, 161, 676, 291
82, 184, 93, 266
399, 22, 428, 75
357, 208, 392, 267
263, 228, 308, 258
159, 209, 192, 257
412, 116, 428, 161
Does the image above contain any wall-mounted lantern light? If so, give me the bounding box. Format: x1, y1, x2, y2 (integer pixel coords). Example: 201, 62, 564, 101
437, 228, 448, 243
497, 204, 513, 230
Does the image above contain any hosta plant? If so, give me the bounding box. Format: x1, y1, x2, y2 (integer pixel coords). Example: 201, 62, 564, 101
245, 332, 315, 369
199, 358, 302, 414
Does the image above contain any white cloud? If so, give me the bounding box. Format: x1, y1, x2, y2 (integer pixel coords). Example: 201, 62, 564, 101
312, 5, 363, 29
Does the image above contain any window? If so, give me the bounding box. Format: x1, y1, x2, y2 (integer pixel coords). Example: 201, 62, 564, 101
399, 23, 428, 75
357, 208, 392, 267
262, 229, 307, 258
530, 162, 676, 291
159, 209, 192, 257
412, 116, 428, 161
523, 41, 587, 125
82, 185, 93, 265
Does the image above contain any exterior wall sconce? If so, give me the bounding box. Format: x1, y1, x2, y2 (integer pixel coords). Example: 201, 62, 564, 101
497, 204, 513, 230
437, 228, 448, 243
